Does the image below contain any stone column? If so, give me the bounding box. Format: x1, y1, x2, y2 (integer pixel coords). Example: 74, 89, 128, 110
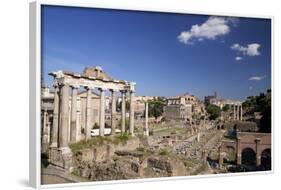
42, 110, 48, 152
58, 83, 70, 148
50, 85, 59, 147
76, 110, 81, 141
202, 150, 207, 163
233, 105, 236, 120
99, 88, 105, 136
236, 137, 242, 165
256, 138, 261, 166
110, 90, 116, 135
236, 105, 240, 120
121, 90, 126, 133
240, 106, 243, 121
129, 90, 135, 136
85, 86, 92, 140
70, 85, 78, 143
236, 105, 239, 120
144, 102, 149, 136
46, 119, 51, 143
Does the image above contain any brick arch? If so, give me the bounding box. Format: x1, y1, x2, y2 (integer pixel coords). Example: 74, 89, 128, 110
220, 132, 271, 167
220, 141, 236, 152
240, 135, 256, 143
241, 147, 256, 165
241, 147, 256, 154
240, 144, 256, 154
260, 148, 271, 170
260, 146, 271, 155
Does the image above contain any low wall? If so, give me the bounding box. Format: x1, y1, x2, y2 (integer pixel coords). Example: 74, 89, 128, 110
74, 137, 140, 162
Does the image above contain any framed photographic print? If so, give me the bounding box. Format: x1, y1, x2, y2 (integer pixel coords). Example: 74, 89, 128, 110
29, 1, 273, 189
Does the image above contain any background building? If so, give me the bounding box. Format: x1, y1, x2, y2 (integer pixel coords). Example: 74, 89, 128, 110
164, 93, 205, 121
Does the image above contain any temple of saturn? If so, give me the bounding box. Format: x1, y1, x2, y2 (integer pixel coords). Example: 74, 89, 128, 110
232, 103, 243, 121
45, 66, 136, 170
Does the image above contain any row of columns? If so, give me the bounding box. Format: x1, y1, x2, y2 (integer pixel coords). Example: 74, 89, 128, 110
50, 82, 135, 150
233, 104, 243, 121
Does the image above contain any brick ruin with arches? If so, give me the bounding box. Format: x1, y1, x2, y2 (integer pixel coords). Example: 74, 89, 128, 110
219, 132, 271, 168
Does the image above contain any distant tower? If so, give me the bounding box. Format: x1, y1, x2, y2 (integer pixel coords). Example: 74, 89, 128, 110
214, 91, 217, 99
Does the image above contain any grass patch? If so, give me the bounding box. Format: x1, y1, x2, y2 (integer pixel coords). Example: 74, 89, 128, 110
159, 148, 170, 156
70, 171, 90, 182
136, 147, 145, 152
69, 133, 131, 152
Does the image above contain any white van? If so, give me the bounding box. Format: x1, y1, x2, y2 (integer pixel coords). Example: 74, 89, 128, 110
90, 128, 121, 137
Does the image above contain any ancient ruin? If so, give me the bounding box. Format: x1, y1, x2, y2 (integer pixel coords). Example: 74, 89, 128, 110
42, 66, 136, 170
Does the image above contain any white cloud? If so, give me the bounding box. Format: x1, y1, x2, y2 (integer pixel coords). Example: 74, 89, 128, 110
248, 75, 266, 81
235, 56, 243, 61
231, 43, 261, 56
177, 16, 236, 44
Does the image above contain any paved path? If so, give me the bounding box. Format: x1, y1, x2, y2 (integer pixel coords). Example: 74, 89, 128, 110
41, 165, 88, 185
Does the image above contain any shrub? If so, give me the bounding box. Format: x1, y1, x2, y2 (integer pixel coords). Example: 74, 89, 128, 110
149, 129, 154, 136
92, 123, 99, 129
136, 147, 145, 152
159, 148, 169, 156
119, 132, 129, 143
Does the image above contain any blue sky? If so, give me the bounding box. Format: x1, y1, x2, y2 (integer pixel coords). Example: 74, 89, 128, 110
41, 5, 271, 101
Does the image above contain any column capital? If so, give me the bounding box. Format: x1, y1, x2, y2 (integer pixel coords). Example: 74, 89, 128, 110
57, 81, 68, 88
255, 138, 261, 143
70, 84, 80, 89
109, 89, 117, 93
52, 79, 59, 88
98, 87, 106, 92
120, 90, 127, 94
84, 86, 93, 90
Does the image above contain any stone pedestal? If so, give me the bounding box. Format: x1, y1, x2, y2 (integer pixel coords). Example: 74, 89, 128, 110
48, 147, 73, 171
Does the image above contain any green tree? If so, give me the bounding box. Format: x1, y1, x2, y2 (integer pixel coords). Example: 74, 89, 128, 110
206, 104, 221, 120
222, 104, 230, 112
242, 89, 271, 133
148, 97, 165, 119
259, 106, 271, 133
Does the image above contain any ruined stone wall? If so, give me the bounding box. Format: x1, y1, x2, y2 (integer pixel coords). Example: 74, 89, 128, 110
73, 138, 140, 163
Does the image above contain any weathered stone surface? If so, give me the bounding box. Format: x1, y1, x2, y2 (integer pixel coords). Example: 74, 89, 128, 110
74, 158, 139, 181
115, 150, 144, 157
48, 147, 73, 170
224, 121, 258, 132
147, 157, 173, 174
